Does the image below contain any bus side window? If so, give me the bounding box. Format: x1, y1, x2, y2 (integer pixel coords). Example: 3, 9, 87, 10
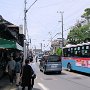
63, 49, 68, 57
67, 48, 71, 57
87, 50, 90, 57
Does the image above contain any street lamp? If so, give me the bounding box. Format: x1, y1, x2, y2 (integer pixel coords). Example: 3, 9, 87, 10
51, 32, 61, 41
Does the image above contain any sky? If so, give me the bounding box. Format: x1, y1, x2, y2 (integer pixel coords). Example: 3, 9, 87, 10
0, 0, 90, 50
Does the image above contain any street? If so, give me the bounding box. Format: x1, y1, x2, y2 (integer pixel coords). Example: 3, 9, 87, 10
0, 60, 90, 90
0, 1, 90, 90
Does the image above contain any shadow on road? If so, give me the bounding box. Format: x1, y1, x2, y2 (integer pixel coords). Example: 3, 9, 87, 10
45, 72, 67, 75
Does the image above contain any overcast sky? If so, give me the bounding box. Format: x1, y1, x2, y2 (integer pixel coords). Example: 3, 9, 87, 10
0, 0, 90, 50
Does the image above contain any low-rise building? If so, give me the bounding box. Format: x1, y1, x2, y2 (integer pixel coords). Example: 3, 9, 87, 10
51, 38, 67, 54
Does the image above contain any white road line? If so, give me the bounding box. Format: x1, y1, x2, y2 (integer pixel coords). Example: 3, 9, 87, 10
38, 83, 49, 90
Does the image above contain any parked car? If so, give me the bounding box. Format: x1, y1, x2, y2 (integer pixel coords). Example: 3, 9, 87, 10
36, 53, 44, 62
39, 54, 62, 74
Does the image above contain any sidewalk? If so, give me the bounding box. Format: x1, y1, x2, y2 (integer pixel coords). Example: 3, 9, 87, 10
0, 75, 16, 90
0, 75, 40, 90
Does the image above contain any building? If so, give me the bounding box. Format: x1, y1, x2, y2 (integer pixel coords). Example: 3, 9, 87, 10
0, 15, 24, 50
33, 49, 42, 55
0, 15, 24, 78
51, 38, 67, 54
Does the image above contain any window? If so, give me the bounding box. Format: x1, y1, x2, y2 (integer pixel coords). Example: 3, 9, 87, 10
47, 55, 60, 62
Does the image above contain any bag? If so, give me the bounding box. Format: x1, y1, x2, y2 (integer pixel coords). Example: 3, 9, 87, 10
32, 74, 36, 79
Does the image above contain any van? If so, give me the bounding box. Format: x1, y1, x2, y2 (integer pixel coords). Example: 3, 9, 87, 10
39, 54, 62, 74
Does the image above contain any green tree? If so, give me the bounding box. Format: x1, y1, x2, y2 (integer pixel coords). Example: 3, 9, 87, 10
67, 8, 90, 44
81, 8, 90, 23
67, 24, 90, 44
56, 48, 62, 56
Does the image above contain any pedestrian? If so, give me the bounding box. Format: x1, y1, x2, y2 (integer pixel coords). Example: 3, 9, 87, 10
6, 56, 16, 85
15, 57, 21, 86
21, 59, 34, 90
15, 54, 22, 65
29, 58, 36, 88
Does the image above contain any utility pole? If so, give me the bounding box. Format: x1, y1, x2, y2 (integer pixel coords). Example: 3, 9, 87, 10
57, 11, 64, 48
23, 0, 27, 65
40, 43, 42, 52
23, 0, 37, 64
61, 11, 64, 47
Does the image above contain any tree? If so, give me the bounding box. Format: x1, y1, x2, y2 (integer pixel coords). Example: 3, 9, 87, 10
81, 8, 90, 23
67, 24, 90, 44
67, 8, 90, 45
56, 47, 62, 56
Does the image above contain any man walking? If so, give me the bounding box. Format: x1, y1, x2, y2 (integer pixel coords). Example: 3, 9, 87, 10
15, 58, 21, 86
6, 56, 16, 84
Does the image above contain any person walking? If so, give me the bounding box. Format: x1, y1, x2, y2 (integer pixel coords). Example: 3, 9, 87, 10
21, 59, 34, 90
29, 58, 36, 88
15, 54, 22, 66
15, 58, 21, 86
6, 56, 16, 85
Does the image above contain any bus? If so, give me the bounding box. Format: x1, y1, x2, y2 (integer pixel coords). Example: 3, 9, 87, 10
62, 42, 90, 74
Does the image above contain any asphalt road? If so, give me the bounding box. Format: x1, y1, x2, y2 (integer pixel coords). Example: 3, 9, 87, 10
0, 60, 90, 90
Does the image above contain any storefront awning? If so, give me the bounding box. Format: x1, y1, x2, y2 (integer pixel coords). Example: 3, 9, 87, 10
0, 38, 23, 51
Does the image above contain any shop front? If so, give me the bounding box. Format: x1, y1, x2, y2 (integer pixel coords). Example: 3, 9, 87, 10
0, 38, 23, 78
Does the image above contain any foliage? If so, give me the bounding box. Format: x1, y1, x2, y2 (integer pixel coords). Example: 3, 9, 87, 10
56, 48, 62, 56
67, 8, 90, 44
81, 8, 90, 23
67, 24, 90, 44
82, 8, 90, 17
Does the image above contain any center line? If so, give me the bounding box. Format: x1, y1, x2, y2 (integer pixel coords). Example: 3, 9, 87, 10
38, 83, 49, 90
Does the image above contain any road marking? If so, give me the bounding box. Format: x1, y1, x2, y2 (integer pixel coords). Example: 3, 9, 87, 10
38, 83, 49, 90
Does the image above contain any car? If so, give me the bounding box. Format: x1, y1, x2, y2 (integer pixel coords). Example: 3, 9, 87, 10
39, 54, 62, 74
36, 53, 43, 62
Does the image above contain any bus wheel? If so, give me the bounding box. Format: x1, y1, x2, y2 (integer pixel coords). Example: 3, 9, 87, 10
67, 63, 72, 72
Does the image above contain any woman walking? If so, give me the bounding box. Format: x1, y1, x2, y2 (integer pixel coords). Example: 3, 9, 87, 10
29, 58, 36, 88
21, 59, 34, 90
